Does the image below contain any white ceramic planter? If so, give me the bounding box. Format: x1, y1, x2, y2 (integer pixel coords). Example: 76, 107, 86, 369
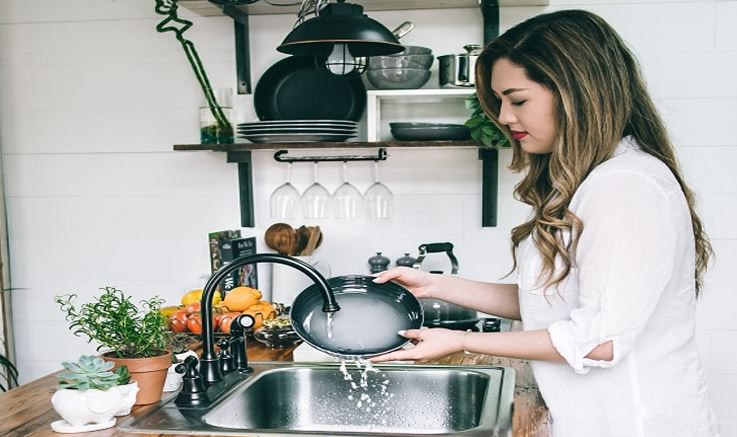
163, 351, 197, 392
50, 381, 139, 432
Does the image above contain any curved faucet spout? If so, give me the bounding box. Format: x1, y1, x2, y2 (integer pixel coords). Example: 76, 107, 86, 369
199, 253, 339, 384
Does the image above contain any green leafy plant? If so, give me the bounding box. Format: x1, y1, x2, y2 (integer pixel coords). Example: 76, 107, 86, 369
58, 355, 130, 391
153, 0, 233, 143
465, 93, 510, 148
0, 351, 18, 392
55, 287, 169, 358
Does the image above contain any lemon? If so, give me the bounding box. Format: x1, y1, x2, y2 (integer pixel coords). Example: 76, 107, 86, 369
181, 288, 222, 306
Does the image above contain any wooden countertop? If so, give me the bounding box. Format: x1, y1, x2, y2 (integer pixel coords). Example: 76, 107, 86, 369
0, 343, 551, 437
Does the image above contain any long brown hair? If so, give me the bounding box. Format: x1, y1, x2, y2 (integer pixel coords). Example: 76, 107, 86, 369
476, 9, 712, 295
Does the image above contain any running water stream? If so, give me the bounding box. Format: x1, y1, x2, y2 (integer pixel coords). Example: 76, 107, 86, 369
338, 358, 395, 427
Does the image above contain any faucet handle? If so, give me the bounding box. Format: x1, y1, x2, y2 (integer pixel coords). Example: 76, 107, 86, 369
217, 338, 234, 375
175, 355, 200, 378
174, 356, 210, 407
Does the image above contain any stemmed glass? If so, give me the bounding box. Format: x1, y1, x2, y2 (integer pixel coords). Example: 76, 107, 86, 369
364, 160, 394, 219
302, 162, 333, 219
332, 161, 363, 219
270, 163, 301, 219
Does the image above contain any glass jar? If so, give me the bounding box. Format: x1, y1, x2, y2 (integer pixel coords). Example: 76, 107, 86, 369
199, 87, 234, 144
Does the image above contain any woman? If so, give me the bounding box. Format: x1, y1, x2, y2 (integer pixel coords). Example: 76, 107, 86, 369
372, 10, 720, 437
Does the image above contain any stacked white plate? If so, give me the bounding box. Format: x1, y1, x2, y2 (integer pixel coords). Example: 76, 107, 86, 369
237, 120, 359, 143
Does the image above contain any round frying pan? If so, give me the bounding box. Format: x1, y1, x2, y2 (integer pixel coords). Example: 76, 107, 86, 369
291, 275, 424, 358
254, 56, 367, 121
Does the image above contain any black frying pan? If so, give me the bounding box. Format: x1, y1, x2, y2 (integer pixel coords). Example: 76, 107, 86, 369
254, 56, 367, 121
291, 275, 424, 358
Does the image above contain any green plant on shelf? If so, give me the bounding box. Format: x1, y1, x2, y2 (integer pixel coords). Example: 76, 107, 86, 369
154, 0, 233, 144
465, 93, 510, 148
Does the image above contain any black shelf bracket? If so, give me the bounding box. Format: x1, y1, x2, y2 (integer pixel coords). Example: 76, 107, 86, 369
221, 4, 252, 94
480, 0, 500, 46
478, 147, 499, 227
226, 150, 255, 227
274, 148, 388, 163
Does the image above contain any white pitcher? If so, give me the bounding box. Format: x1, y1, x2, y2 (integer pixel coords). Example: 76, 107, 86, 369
271, 256, 330, 306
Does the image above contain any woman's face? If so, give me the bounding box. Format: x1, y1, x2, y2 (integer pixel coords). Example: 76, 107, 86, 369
490, 58, 557, 154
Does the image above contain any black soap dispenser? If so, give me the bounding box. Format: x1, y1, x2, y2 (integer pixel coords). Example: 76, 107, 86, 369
368, 252, 391, 273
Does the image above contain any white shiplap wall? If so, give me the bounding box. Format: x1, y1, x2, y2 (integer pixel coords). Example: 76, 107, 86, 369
1, 0, 735, 433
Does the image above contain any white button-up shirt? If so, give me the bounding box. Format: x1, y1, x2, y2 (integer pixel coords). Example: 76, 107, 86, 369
518, 137, 720, 436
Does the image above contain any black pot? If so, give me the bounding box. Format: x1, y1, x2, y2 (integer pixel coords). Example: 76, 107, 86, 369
291, 275, 424, 358
421, 297, 477, 328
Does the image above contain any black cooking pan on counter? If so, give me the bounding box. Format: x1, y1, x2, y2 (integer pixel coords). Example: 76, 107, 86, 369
254, 56, 367, 121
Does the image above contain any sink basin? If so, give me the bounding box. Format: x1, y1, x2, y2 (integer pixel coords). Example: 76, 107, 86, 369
119, 362, 515, 436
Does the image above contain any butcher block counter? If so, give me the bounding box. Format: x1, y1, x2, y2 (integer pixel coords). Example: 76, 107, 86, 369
0, 342, 551, 437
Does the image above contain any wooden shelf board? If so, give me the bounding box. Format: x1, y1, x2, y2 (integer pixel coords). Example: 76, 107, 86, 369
174, 140, 483, 151
180, 0, 549, 17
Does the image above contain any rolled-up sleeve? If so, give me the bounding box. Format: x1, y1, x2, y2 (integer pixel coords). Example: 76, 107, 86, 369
548, 171, 680, 373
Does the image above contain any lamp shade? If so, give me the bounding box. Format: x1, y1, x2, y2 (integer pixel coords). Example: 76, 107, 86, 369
277, 2, 404, 58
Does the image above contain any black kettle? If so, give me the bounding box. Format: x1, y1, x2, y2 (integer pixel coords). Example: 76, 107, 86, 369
413, 242, 479, 329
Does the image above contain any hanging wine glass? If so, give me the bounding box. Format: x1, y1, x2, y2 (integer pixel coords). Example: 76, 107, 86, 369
302, 162, 333, 219
270, 163, 301, 219
332, 161, 363, 219
364, 160, 393, 219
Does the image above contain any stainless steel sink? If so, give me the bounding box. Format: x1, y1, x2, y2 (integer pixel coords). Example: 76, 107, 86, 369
119, 361, 515, 436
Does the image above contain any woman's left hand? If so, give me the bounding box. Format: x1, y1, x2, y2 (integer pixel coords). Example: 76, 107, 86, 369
370, 328, 466, 363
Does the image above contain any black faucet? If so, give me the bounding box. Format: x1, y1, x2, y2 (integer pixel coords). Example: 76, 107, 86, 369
198, 253, 340, 385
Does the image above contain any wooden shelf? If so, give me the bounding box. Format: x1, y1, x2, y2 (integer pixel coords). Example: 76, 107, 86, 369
180, 0, 548, 17
174, 140, 482, 152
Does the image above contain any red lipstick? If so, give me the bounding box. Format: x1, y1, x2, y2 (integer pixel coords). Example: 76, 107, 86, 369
511, 131, 528, 140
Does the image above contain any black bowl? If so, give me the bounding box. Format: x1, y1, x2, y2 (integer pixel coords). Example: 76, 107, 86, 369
290, 275, 423, 358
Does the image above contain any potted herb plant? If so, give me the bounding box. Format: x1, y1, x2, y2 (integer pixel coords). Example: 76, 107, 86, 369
51, 355, 138, 433
55, 287, 172, 405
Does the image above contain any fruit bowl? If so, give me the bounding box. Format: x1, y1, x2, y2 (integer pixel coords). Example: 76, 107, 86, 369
253, 317, 302, 349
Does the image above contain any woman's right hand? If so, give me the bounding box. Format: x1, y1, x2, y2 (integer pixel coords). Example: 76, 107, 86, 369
373, 267, 437, 299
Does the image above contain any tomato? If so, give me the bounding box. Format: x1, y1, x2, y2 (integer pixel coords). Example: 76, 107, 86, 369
171, 309, 188, 324
169, 317, 187, 333
185, 302, 201, 315
186, 315, 203, 335
218, 312, 241, 334
213, 312, 222, 331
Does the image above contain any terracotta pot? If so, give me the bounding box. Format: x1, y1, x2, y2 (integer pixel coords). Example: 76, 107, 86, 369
102, 351, 172, 405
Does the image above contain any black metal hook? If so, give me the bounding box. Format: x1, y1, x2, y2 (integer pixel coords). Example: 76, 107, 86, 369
273, 148, 387, 163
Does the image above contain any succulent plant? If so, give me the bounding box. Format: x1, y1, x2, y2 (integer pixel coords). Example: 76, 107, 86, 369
57, 355, 130, 391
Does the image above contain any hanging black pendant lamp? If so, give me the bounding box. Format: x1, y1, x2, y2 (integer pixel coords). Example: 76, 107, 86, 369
277, 0, 404, 75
